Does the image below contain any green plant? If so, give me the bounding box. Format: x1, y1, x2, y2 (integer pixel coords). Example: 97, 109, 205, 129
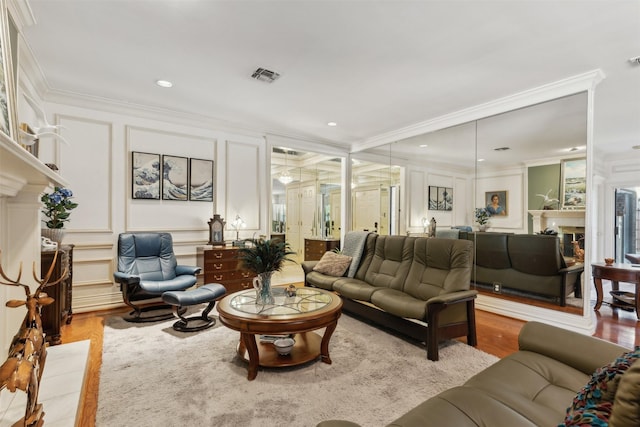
237, 237, 296, 274
474, 207, 489, 225
41, 187, 78, 229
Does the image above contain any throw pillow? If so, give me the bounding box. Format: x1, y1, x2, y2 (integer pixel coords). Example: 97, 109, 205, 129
609, 358, 640, 427
313, 251, 352, 277
560, 346, 640, 427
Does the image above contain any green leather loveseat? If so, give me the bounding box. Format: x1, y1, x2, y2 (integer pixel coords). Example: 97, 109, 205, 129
458, 231, 584, 306
317, 321, 639, 427
302, 234, 476, 361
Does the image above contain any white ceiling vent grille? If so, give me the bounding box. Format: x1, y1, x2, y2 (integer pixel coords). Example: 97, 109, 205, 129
251, 67, 281, 83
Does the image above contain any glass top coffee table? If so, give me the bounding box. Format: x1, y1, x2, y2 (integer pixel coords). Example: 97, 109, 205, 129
217, 287, 343, 380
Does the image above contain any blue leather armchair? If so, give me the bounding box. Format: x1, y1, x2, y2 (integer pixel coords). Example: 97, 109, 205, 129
114, 232, 201, 322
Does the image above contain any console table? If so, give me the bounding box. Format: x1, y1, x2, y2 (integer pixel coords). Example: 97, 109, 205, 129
591, 262, 640, 318
41, 245, 74, 345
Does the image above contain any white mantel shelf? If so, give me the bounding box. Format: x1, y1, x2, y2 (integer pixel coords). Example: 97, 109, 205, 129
528, 209, 585, 232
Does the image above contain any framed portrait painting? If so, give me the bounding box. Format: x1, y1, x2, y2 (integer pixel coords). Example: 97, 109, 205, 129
189, 158, 213, 202
131, 151, 160, 199
485, 191, 507, 216
561, 158, 586, 210
162, 155, 188, 201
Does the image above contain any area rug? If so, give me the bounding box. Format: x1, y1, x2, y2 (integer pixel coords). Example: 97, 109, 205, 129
96, 309, 498, 427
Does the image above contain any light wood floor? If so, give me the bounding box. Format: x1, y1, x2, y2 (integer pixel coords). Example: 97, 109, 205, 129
61, 302, 639, 427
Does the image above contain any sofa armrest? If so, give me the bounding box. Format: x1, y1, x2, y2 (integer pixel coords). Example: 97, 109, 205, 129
176, 265, 202, 276
518, 321, 630, 375
427, 290, 478, 305
301, 261, 318, 275
558, 263, 584, 274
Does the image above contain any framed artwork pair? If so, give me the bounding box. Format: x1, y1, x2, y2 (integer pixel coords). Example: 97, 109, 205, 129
131, 151, 213, 202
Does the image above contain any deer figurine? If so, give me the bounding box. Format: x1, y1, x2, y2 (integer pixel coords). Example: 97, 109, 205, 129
0, 250, 66, 427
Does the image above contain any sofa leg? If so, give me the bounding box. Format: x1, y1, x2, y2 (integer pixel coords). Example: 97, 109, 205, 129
466, 299, 477, 347
426, 303, 444, 361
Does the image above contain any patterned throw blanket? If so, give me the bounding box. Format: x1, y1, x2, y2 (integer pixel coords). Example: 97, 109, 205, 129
341, 231, 371, 278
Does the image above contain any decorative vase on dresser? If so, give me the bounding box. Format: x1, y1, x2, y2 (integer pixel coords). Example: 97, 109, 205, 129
41, 228, 66, 245
198, 246, 256, 293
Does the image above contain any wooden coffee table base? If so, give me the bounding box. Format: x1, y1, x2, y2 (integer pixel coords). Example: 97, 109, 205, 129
238, 329, 334, 380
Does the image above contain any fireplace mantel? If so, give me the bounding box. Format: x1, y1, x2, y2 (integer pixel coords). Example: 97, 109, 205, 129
528, 210, 585, 232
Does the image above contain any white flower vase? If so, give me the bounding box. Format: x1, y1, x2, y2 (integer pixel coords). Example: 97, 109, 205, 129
42, 228, 66, 245
477, 224, 489, 232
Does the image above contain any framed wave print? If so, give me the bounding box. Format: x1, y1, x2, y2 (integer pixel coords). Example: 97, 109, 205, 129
162, 155, 189, 201
131, 151, 160, 199
189, 158, 213, 202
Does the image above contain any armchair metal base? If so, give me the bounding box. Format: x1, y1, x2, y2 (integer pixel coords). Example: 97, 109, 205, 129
171, 301, 217, 332
123, 302, 187, 323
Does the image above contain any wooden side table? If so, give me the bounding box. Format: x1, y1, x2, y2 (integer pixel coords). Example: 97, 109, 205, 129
591, 262, 640, 318
41, 245, 74, 345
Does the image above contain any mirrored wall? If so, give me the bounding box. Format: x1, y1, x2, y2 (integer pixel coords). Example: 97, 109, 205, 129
358, 91, 589, 315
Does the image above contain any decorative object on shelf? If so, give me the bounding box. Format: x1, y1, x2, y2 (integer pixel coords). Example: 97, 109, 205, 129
0, 249, 68, 427
429, 217, 437, 237
273, 337, 295, 356
572, 239, 585, 262
20, 93, 70, 145
536, 188, 560, 210
18, 123, 39, 156
41, 187, 78, 244
162, 155, 188, 201
475, 207, 490, 231
208, 214, 225, 246
422, 217, 429, 234
604, 257, 614, 266
132, 151, 161, 199
238, 237, 296, 305
230, 215, 246, 247
561, 158, 586, 210
188, 158, 213, 202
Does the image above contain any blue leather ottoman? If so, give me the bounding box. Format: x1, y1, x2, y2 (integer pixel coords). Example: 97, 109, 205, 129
162, 283, 227, 331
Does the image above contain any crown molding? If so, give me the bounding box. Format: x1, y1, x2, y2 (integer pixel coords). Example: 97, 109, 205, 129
6, 0, 35, 32
351, 69, 606, 154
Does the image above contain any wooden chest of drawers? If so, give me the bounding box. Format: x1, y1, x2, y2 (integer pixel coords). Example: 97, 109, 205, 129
198, 247, 256, 294
304, 238, 340, 261
41, 245, 74, 346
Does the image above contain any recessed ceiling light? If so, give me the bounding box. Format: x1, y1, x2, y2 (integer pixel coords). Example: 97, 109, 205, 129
156, 79, 173, 88
327, 122, 337, 127
477, 158, 485, 162
419, 144, 428, 148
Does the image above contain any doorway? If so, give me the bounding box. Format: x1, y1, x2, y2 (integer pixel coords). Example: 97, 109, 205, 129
615, 187, 640, 264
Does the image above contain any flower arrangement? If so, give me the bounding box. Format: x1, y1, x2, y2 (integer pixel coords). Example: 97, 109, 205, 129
474, 207, 490, 226
41, 187, 78, 229
237, 237, 296, 274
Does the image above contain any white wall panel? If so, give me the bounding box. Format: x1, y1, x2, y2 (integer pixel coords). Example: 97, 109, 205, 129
407, 169, 425, 228
225, 140, 261, 230
58, 116, 112, 232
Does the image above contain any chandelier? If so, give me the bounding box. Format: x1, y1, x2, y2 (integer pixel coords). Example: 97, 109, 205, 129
278, 150, 293, 185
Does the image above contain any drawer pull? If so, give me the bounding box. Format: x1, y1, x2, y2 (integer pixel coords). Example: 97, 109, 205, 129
214, 264, 223, 270
214, 252, 223, 259
214, 275, 223, 280
241, 272, 251, 278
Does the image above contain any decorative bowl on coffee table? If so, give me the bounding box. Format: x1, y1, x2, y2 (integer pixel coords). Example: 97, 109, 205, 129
273, 337, 295, 355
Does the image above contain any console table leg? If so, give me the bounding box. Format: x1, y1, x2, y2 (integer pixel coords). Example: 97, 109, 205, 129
320, 320, 338, 364
593, 277, 604, 311
241, 333, 259, 380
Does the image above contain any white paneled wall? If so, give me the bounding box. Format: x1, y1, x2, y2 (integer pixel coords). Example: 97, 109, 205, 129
37, 101, 268, 313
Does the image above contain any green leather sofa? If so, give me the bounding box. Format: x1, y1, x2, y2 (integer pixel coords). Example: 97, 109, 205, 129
458, 231, 584, 306
316, 321, 638, 427
302, 234, 476, 361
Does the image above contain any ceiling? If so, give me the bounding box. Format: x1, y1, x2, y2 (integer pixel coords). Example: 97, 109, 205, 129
21, 1, 640, 159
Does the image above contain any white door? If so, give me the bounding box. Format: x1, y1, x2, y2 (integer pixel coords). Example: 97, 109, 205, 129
353, 188, 381, 232
286, 185, 301, 262
329, 190, 341, 238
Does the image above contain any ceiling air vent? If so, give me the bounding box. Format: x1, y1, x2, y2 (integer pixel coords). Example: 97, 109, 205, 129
251, 67, 281, 83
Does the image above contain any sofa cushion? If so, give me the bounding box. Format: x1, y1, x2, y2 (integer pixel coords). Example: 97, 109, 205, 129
403, 238, 473, 301
305, 270, 343, 291
463, 232, 511, 269
560, 347, 640, 427
370, 288, 428, 319
509, 234, 565, 276
313, 251, 352, 277
333, 278, 381, 301
363, 235, 414, 290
